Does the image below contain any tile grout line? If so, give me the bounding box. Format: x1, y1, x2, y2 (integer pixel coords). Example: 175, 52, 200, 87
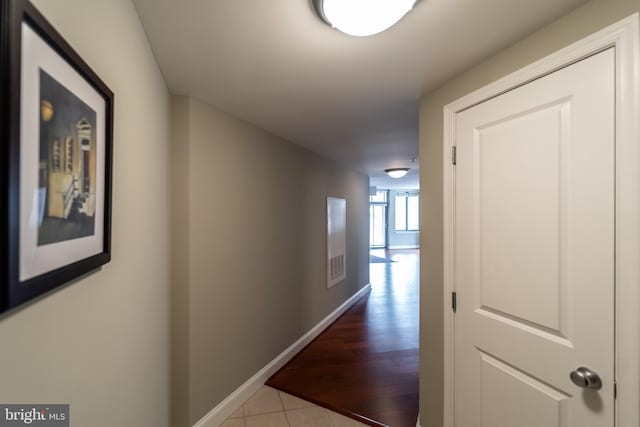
323, 407, 337, 427
276, 389, 292, 427
229, 386, 365, 427
282, 409, 292, 427
279, 388, 338, 427
244, 408, 289, 416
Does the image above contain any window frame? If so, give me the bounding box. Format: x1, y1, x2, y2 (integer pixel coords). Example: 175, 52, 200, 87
395, 191, 419, 232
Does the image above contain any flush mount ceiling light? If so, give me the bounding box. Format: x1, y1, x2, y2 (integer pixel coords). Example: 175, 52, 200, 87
385, 168, 410, 179
313, 0, 418, 37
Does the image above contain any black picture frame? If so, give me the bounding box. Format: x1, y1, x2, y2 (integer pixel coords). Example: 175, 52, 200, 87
0, 0, 113, 314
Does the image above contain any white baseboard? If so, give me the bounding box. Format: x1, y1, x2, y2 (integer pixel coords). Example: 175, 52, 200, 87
416, 412, 421, 427
387, 245, 420, 250
193, 283, 372, 427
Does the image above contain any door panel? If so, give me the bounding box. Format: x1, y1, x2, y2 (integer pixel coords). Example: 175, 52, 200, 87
454, 48, 615, 427
480, 351, 570, 427
478, 101, 567, 332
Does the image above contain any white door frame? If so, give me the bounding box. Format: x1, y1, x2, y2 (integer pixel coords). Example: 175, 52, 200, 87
442, 14, 640, 427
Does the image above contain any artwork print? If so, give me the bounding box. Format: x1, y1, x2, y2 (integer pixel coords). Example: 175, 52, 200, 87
38, 69, 97, 246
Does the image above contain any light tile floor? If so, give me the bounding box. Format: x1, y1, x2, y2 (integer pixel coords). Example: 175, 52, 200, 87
222, 386, 368, 427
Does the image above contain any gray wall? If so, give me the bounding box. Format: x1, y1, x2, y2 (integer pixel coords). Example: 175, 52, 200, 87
0, 1, 171, 426
418, 0, 640, 426
171, 96, 370, 426
386, 190, 420, 249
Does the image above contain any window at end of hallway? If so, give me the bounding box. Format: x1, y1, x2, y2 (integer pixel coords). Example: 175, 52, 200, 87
370, 190, 388, 203
395, 191, 419, 231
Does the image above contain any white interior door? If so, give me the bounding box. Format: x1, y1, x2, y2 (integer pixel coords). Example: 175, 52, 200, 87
454, 48, 615, 427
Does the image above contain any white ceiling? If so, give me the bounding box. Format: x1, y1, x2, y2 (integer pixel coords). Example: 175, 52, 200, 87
133, 0, 588, 187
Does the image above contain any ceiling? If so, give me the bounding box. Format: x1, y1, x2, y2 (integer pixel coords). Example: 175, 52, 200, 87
133, 0, 588, 189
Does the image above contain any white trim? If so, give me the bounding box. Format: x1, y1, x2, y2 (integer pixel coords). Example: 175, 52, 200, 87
387, 245, 420, 250
442, 14, 639, 427
192, 283, 372, 427
416, 413, 421, 427
443, 97, 456, 427
612, 13, 640, 427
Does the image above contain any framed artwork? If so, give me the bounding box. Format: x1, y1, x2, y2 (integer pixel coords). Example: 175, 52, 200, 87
0, 0, 114, 313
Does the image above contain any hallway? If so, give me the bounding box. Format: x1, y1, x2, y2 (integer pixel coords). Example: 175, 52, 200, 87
267, 249, 419, 427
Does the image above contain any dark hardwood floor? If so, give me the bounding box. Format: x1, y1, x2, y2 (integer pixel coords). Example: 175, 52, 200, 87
267, 249, 419, 427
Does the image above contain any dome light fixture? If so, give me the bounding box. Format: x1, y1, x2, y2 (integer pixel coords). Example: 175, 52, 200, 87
312, 0, 418, 37
385, 168, 410, 179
